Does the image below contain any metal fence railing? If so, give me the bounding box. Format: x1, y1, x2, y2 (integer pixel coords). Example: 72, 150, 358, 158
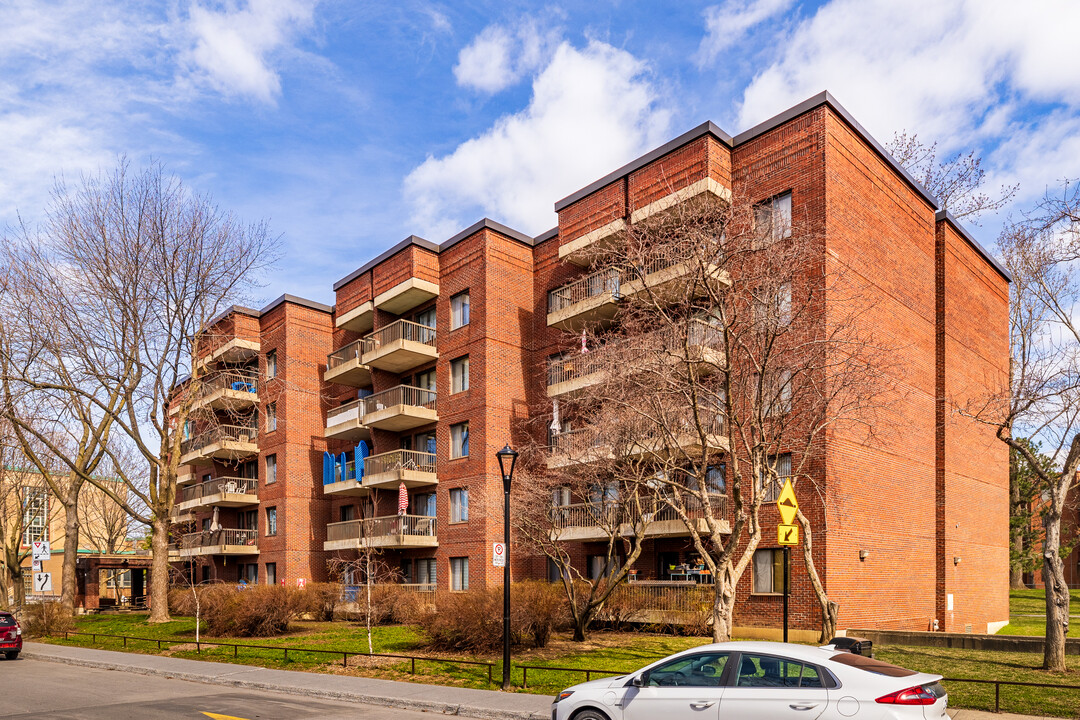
365, 319, 436, 352
178, 528, 258, 550
365, 449, 437, 476
327, 338, 372, 370
326, 398, 364, 428
548, 267, 621, 313
552, 494, 727, 531
195, 369, 259, 397
180, 424, 258, 456
362, 385, 436, 415
179, 477, 258, 504
327, 514, 437, 543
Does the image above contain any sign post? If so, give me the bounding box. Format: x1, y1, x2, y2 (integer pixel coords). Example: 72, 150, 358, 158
775, 479, 800, 643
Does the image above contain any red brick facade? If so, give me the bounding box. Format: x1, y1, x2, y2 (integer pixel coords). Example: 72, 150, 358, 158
173, 92, 1009, 635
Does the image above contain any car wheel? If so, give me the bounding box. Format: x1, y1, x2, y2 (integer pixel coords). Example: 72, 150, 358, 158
571, 708, 610, 720
5, 652, 18, 660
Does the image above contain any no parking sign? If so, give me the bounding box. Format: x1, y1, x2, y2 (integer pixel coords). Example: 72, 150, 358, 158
492, 542, 506, 567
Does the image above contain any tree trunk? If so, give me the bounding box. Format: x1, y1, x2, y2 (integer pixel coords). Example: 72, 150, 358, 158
61, 494, 80, 615
796, 511, 838, 642
1009, 464, 1027, 589
712, 562, 737, 642
147, 514, 171, 623
12, 567, 24, 607
1042, 510, 1069, 672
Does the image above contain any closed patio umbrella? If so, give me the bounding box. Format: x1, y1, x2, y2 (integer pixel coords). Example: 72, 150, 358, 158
398, 481, 408, 515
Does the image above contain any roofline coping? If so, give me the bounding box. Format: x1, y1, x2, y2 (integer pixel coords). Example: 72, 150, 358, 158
936, 209, 1011, 283
204, 303, 260, 332
534, 226, 559, 244
442, 218, 537, 250
554, 121, 733, 211
333, 235, 439, 291
260, 293, 333, 315
553, 91, 940, 216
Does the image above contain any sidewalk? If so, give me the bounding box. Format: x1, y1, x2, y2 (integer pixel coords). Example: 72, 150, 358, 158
22, 642, 1060, 720
22, 641, 552, 720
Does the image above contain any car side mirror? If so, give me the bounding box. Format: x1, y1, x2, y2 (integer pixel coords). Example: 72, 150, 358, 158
631, 674, 646, 688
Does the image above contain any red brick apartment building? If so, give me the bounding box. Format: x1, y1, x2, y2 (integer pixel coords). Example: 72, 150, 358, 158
169, 92, 1010, 636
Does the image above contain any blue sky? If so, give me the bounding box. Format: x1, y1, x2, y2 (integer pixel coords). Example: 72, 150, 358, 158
2, 0, 1078, 306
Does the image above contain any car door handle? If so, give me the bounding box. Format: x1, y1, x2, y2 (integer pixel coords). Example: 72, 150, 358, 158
789, 704, 819, 711
689, 701, 716, 709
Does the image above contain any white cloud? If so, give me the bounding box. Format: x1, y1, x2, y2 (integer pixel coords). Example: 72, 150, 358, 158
406, 39, 672, 238
184, 0, 319, 104
696, 0, 796, 65
453, 18, 559, 94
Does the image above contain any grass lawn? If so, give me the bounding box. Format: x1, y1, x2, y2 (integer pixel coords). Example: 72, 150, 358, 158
44, 611, 1080, 718
999, 588, 1080, 637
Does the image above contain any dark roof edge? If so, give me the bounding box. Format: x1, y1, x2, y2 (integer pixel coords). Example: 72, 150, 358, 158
261, 293, 333, 315
733, 91, 940, 211
333, 235, 438, 291
442, 218, 537, 251
553, 121, 733, 212
205, 303, 260, 330
935, 210, 1011, 283
534, 226, 559, 244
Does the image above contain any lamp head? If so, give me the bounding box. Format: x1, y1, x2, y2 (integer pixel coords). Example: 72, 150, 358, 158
496, 444, 518, 492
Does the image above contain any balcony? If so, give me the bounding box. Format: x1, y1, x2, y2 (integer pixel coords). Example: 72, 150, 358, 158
325, 339, 373, 387
336, 300, 374, 334
374, 278, 439, 315
179, 424, 258, 465
546, 352, 607, 397
362, 385, 437, 432
620, 255, 730, 305
188, 370, 259, 413
321, 456, 367, 497
559, 219, 626, 267
363, 450, 437, 490
176, 466, 197, 486
169, 505, 195, 525
547, 416, 727, 469
361, 320, 438, 373
323, 514, 438, 551
552, 494, 729, 542
195, 337, 260, 371
175, 528, 258, 557
547, 268, 621, 331
325, 399, 371, 442
175, 477, 259, 512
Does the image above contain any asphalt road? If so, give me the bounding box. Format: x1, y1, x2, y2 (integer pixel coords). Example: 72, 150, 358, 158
0, 657, 438, 719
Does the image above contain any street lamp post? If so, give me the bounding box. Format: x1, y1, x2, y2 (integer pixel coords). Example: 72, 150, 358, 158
495, 443, 518, 691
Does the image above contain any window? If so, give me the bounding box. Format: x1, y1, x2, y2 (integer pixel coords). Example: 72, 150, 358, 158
415, 368, 436, 392
754, 282, 792, 327
552, 486, 571, 507
240, 509, 257, 530
777, 282, 792, 326
265, 454, 277, 485
753, 548, 786, 594
265, 563, 276, 587
547, 557, 570, 583
735, 654, 823, 688
754, 191, 792, 244
266, 350, 277, 379
587, 555, 617, 581
706, 464, 726, 495
415, 558, 437, 586
414, 492, 436, 517
22, 487, 47, 545
239, 563, 258, 585
589, 481, 619, 505
414, 432, 437, 455
450, 356, 470, 393
645, 652, 730, 687
450, 422, 469, 458
761, 453, 791, 502
265, 507, 278, 536
765, 369, 793, 417
414, 307, 436, 330
201, 565, 211, 584
450, 488, 469, 523
339, 505, 355, 522
450, 557, 469, 591
202, 473, 212, 484
451, 291, 470, 329
266, 402, 277, 432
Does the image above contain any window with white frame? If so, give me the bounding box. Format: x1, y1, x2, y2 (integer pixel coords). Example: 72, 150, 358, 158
754, 191, 792, 245
451, 291, 470, 330
414, 307, 436, 330
265, 402, 277, 432
760, 453, 791, 502
752, 548, 786, 594
23, 487, 47, 545
266, 350, 277, 379
450, 422, 469, 458
450, 556, 469, 591
266, 506, 278, 536
265, 454, 277, 485
451, 356, 469, 393
449, 488, 469, 523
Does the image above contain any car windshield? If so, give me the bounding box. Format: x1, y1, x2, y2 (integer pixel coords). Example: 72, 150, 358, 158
829, 653, 916, 677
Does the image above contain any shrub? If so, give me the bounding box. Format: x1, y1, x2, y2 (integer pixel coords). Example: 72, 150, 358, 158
422, 588, 506, 652
512, 581, 569, 648
297, 582, 340, 622
210, 584, 302, 637
168, 587, 196, 616
21, 600, 74, 638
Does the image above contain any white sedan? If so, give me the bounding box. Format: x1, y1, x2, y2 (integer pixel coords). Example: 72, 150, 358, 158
551, 641, 947, 720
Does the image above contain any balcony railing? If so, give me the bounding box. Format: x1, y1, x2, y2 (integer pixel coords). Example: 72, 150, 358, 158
179, 477, 258, 504
180, 424, 258, 456
362, 385, 437, 414
178, 528, 258, 550
552, 493, 727, 531
326, 514, 437, 543
548, 267, 621, 313
547, 351, 606, 387
366, 449, 437, 476
366, 319, 436, 351
328, 338, 373, 370
340, 583, 436, 603
198, 369, 258, 395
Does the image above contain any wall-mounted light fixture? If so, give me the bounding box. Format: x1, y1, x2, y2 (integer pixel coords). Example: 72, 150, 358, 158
953, 556, 962, 565
858, 549, 869, 561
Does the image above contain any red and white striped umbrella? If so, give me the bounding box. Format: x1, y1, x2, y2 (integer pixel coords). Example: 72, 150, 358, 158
398, 482, 408, 515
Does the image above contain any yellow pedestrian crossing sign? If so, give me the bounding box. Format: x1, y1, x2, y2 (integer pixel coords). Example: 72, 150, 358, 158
778, 523, 799, 545
776, 478, 798, 525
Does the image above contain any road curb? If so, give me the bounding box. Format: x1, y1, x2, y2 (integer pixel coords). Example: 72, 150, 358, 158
22, 647, 550, 720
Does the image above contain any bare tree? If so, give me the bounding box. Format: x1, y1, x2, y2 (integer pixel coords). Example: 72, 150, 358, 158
0, 159, 277, 622
961, 180, 1080, 671
328, 551, 397, 654
887, 132, 1017, 223
78, 480, 130, 555
0, 433, 38, 608
541, 192, 890, 642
